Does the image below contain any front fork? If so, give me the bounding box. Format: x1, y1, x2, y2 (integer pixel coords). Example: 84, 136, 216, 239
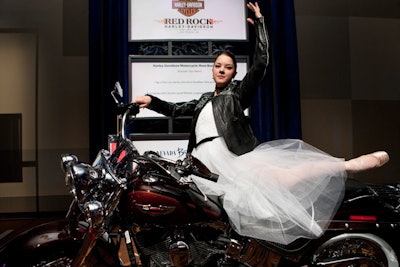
64, 200, 98, 266
68, 220, 143, 267
71, 228, 100, 267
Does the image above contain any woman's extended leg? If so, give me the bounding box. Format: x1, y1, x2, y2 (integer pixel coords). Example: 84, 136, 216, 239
274, 151, 389, 187
345, 151, 389, 173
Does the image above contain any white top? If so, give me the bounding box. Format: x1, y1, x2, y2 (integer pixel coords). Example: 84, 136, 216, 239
195, 101, 219, 144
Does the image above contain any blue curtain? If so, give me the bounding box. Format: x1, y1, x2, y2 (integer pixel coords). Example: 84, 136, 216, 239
89, 0, 301, 160
89, 0, 130, 160
251, 0, 301, 143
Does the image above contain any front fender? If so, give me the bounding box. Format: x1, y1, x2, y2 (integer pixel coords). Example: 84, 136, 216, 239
0, 219, 84, 259
0, 219, 119, 267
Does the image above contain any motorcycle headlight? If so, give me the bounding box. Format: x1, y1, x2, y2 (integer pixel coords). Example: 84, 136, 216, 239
64, 161, 100, 203
61, 151, 125, 230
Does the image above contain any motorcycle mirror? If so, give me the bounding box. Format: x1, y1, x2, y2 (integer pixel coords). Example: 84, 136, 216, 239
112, 81, 124, 104
115, 81, 123, 98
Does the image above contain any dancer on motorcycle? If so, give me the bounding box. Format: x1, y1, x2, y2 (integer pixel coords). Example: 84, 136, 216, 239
133, 1, 389, 245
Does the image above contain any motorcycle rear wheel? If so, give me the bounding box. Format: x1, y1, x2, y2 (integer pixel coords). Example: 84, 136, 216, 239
312, 233, 399, 267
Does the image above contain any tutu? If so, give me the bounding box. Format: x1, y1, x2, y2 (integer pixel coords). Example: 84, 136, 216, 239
191, 102, 347, 245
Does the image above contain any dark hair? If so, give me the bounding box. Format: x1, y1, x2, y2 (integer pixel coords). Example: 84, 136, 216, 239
214, 50, 237, 71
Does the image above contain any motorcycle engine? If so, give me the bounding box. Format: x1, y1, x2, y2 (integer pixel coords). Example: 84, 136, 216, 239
133, 225, 228, 267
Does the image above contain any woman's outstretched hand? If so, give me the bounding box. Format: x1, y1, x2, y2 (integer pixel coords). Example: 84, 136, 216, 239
246, 2, 262, 25
133, 95, 152, 109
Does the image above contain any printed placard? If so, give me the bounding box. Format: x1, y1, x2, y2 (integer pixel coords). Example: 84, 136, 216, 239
129, 56, 248, 117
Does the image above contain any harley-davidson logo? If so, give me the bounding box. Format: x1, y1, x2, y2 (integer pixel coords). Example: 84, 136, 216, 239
172, 0, 204, 17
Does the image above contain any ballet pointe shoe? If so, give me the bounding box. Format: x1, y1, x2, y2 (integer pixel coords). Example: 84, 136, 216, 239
345, 151, 389, 173
372, 151, 390, 167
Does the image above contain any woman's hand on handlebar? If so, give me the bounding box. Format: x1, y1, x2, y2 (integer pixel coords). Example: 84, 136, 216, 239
133, 95, 152, 109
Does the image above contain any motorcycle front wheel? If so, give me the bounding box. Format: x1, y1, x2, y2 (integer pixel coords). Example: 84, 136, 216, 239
1, 240, 120, 267
312, 233, 399, 267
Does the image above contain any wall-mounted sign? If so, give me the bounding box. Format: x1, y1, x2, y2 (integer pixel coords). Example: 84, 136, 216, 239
129, 0, 248, 41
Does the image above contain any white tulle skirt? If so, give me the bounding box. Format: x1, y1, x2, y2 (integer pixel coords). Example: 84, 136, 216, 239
191, 138, 347, 245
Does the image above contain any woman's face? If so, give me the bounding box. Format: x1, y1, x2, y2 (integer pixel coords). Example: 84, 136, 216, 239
212, 54, 237, 88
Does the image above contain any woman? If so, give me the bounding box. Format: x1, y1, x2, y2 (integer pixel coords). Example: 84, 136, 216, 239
134, 2, 389, 245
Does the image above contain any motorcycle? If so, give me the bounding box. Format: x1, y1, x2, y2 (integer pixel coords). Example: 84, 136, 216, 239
0, 82, 399, 267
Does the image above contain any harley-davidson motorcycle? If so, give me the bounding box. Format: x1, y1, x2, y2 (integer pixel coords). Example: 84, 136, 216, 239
0, 83, 399, 267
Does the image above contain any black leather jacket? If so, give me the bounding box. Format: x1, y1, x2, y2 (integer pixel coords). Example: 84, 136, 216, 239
147, 17, 269, 155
